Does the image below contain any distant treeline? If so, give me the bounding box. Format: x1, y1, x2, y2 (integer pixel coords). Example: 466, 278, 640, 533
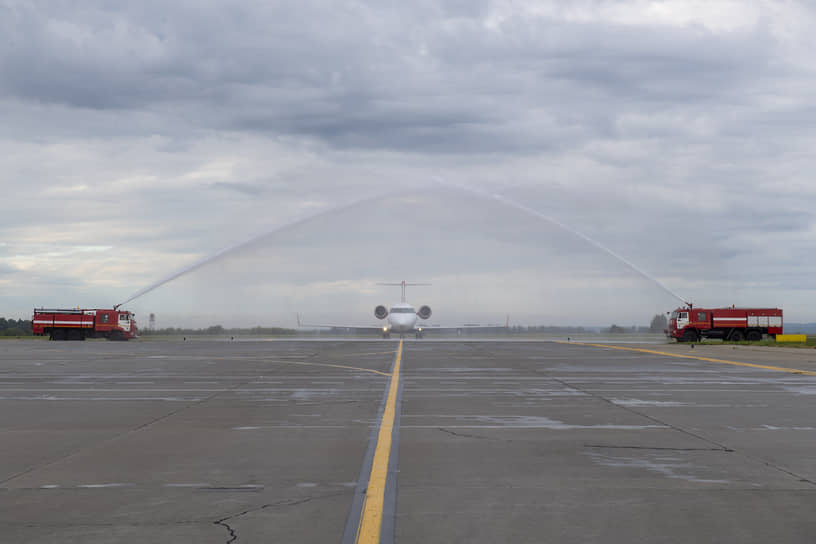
141, 325, 297, 336
518, 325, 653, 334
785, 323, 816, 335
606, 324, 653, 334
0, 318, 32, 336
510, 325, 592, 334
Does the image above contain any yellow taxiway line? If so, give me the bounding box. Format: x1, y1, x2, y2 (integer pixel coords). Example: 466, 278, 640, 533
355, 339, 403, 543
556, 341, 816, 376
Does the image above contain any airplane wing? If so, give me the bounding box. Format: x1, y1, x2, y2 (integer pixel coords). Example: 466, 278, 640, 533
297, 314, 385, 330
417, 315, 510, 333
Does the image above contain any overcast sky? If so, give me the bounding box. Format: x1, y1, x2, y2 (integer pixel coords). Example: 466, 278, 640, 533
2, 1, 815, 328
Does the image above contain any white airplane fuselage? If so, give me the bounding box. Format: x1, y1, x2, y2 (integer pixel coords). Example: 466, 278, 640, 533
385, 302, 419, 334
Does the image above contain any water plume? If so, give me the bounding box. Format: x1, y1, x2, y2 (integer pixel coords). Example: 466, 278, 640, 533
116, 179, 688, 311
115, 190, 400, 308
434, 178, 689, 306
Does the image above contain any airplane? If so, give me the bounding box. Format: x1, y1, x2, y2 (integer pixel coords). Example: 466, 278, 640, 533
374, 281, 432, 338
298, 280, 508, 339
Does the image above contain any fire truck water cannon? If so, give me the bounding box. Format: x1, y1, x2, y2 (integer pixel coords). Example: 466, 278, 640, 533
31, 308, 139, 341
667, 306, 782, 343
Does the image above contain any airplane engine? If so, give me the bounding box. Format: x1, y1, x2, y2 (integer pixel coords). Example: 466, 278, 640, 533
374, 305, 389, 320
417, 305, 432, 320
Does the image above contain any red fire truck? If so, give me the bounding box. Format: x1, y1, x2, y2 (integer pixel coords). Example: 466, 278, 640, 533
667, 306, 782, 342
31, 308, 138, 341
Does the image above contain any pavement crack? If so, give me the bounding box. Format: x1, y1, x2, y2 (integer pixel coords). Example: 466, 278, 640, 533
0, 379, 255, 487
549, 377, 735, 453
212, 491, 346, 542
213, 517, 238, 544
438, 427, 510, 442
760, 460, 816, 486
553, 372, 816, 487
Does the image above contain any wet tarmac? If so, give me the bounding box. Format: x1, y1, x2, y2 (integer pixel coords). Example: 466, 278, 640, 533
1, 339, 816, 543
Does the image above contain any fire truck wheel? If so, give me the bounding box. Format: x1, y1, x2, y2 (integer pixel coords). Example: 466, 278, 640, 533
682, 330, 697, 342
746, 330, 762, 341
729, 330, 744, 342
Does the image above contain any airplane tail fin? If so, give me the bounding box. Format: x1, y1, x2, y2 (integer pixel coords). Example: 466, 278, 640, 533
296, 313, 301, 328
376, 282, 433, 286
377, 280, 432, 302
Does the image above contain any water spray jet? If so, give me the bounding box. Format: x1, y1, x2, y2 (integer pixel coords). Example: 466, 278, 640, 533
433, 178, 690, 306
114, 179, 690, 311
114, 190, 403, 308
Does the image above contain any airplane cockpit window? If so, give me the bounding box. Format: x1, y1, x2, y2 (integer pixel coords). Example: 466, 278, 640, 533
390, 308, 415, 313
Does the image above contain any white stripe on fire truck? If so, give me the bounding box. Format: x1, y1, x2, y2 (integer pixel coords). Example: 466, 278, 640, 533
712, 317, 747, 321
33, 320, 94, 326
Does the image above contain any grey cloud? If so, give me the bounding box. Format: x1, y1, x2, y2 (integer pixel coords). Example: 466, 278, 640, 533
210, 181, 266, 197
0, 1, 788, 154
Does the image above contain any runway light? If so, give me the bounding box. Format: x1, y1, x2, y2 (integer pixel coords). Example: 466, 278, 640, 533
418, 328, 422, 332
382, 327, 388, 332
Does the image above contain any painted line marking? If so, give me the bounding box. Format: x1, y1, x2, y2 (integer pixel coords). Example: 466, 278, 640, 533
355, 340, 402, 543
557, 342, 816, 376
76, 483, 133, 488
336, 350, 404, 357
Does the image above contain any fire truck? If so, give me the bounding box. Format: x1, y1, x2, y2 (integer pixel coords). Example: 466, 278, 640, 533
31, 308, 138, 341
667, 305, 782, 342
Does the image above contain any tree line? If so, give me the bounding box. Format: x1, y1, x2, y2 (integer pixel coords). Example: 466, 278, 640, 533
607, 314, 668, 334
0, 318, 33, 336
141, 325, 297, 336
